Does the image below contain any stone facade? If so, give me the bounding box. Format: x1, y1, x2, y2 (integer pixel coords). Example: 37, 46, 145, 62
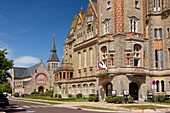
54, 0, 170, 100
11, 61, 52, 94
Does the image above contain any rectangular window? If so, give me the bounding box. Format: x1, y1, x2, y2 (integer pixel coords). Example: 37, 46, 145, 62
155, 50, 159, 68
160, 50, 163, 69
134, 59, 139, 66
110, 54, 114, 66
158, 0, 161, 11
130, 18, 137, 33
127, 53, 130, 66
154, 0, 156, 12
104, 20, 110, 34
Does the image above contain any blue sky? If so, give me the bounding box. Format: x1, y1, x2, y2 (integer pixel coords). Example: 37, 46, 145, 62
0, 0, 95, 67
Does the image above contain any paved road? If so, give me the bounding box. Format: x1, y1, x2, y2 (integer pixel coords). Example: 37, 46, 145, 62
4, 100, 120, 113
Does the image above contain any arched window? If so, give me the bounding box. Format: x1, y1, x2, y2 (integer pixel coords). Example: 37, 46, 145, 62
154, 28, 158, 39
90, 83, 95, 94
156, 80, 159, 92
161, 80, 165, 92
84, 51, 87, 68
89, 48, 94, 66
159, 28, 162, 38
78, 52, 81, 69
134, 44, 142, 67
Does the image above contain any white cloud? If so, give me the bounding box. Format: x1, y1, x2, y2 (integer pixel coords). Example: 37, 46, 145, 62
14, 56, 40, 67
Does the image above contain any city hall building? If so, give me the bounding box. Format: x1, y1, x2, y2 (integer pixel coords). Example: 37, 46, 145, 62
54, 0, 170, 101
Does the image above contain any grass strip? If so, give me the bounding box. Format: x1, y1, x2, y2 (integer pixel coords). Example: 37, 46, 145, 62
75, 105, 116, 111
10, 98, 61, 105
24, 99, 61, 105
120, 105, 168, 110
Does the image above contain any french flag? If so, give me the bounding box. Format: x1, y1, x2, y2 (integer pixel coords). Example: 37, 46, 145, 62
98, 62, 107, 70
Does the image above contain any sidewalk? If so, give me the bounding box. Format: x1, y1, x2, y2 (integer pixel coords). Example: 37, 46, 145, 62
53, 101, 170, 113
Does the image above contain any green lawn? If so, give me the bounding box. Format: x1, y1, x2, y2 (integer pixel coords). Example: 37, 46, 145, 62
60, 98, 88, 102
10, 98, 61, 105
120, 105, 168, 110
24, 99, 61, 105
75, 105, 116, 111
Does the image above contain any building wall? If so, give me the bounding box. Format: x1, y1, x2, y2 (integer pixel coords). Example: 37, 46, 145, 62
54, 0, 170, 100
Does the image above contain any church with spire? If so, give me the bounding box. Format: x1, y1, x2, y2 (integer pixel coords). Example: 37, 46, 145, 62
10, 36, 60, 95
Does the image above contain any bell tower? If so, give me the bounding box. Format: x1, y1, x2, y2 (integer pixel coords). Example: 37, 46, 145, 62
47, 36, 60, 89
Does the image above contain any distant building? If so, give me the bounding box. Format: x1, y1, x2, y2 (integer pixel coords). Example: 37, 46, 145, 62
11, 37, 59, 94
53, 0, 170, 100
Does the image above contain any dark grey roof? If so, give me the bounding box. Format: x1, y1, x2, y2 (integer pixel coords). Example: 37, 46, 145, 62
48, 38, 60, 62
14, 67, 27, 79
22, 64, 39, 78
13, 63, 39, 79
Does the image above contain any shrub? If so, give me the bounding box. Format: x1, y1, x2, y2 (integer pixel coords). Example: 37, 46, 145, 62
54, 94, 58, 98
114, 96, 124, 103
45, 90, 53, 95
93, 96, 99, 102
31, 91, 40, 95
58, 94, 62, 98
89, 94, 95, 97
128, 96, 134, 103
165, 100, 170, 103
88, 96, 94, 102
158, 95, 165, 102
105, 96, 113, 103
76, 93, 82, 99
68, 94, 73, 98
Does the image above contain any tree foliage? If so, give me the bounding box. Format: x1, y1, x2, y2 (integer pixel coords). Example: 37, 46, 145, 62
0, 48, 13, 84
0, 82, 12, 93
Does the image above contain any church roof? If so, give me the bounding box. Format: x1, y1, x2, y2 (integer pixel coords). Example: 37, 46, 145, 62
48, 38, 60, 62
13, 63, 39, 79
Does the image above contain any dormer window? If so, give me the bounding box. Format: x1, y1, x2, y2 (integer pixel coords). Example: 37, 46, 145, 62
87, 16, 93, 22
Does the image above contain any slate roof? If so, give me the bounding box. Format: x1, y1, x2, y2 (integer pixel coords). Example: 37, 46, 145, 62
48, 38, 60, 62
13, 63, 39, 79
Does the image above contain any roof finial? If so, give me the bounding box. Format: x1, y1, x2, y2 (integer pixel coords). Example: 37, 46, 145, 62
81, 6, 83, 10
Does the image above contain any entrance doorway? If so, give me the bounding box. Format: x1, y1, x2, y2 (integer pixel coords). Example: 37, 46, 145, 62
106, 83, 113, 97
129, 82, 138, 100
38, 86, 44, 92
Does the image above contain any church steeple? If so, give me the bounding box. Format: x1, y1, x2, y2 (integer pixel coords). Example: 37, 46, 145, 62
48, 36, 59, 62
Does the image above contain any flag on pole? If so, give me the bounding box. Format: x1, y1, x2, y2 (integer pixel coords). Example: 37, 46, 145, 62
98, 61, 107, 70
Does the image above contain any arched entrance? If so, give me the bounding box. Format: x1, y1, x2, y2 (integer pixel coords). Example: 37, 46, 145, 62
106, 83, 113, 97
38, 86, 44, 92
129, 82, 138, 100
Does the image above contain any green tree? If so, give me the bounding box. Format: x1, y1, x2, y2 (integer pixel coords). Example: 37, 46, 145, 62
0, 48, 13, 84
0, 82, 12, 93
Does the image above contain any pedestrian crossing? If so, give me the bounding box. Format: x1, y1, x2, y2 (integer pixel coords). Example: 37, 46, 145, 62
22, 105, 56, 108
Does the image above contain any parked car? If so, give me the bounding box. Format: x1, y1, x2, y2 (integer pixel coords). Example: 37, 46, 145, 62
0, 93, 9, 106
